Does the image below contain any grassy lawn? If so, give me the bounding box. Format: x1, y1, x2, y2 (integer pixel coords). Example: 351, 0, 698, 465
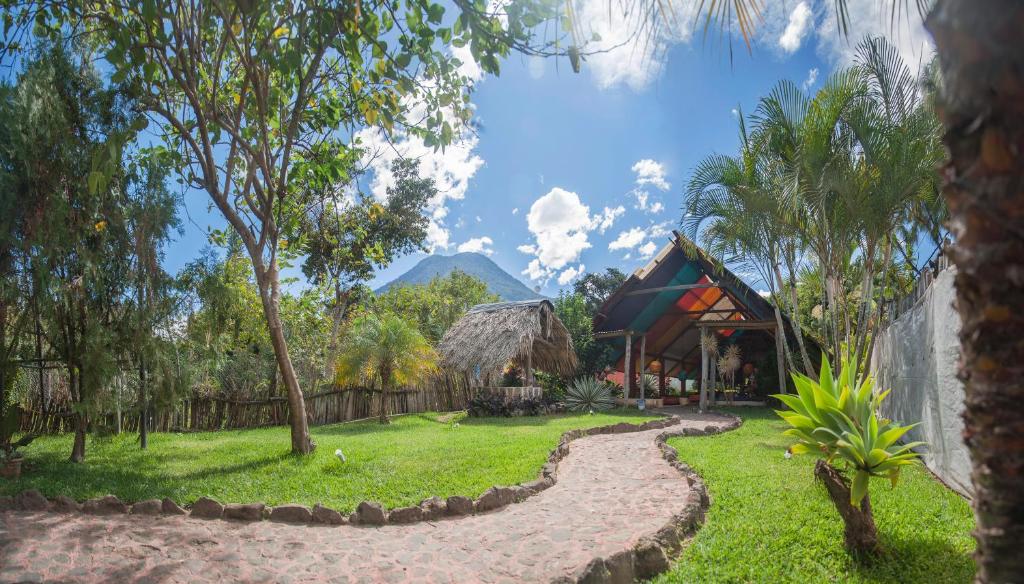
2, 409, 658, 512
657, 408, 975, 584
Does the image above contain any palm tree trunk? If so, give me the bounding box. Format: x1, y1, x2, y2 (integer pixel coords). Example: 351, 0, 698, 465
814, 460, 879, 555
928, 2, 1024, 581
780, 258, 815, 376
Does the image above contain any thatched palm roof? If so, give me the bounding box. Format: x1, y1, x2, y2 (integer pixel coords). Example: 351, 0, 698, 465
437, 299, 577, 379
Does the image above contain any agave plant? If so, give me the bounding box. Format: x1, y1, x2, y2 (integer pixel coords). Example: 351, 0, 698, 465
774, 357, 923, 554
564, 377, 616, 412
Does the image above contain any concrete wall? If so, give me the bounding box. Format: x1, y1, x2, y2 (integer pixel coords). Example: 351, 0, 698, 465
870, 267, 972, 496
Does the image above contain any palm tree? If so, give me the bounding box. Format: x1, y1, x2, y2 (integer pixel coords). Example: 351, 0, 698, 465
335, 312, 438, 424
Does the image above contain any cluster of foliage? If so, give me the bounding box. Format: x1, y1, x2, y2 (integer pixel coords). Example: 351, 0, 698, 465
335, 312, 437, 424
553, 268, 626, 377
466, 392, 545, 418
564, 377, 616, 412
684, 37, 944, 386
369, 269, 498, 344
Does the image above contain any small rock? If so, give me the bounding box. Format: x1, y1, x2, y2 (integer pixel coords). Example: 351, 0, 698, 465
605, 549, 636, 582
161, 497, 187, 515
51, 495, 81, 513
445, 495, 474, 516
224, 503, 265, 522
633, 538, 670, 579
312, 503, 345, 525
541, 462, 558, 477
0, 495, 15, 511
16, 489, 49, 511
703, 425, 719, 434
521, 477, 552, 494
190, 496, 224, 519
387, 505, 423, 524
655, 523, 684, 555
418, 496, 447, 520
81, 495, 129, 515
577, 558, 609, 584
130, 499, 162, 516
270, 504, 312, 524
353, 501, 386, 525
475, 486, 515, 513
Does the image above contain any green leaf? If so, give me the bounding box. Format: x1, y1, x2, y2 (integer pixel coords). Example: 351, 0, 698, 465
851, 469, 870, 505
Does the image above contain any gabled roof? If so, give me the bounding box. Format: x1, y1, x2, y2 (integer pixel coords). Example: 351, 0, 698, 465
594, 231, 790, 378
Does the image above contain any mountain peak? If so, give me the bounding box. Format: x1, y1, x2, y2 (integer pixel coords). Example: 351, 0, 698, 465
376, 253, 544, 301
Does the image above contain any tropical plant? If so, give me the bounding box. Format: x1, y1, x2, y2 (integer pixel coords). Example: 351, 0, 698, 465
639, 373, 660, 398
718, 345, 742, 389
335, 312, 438, 424
774, 357, 922, 554
564, 377, 616, 412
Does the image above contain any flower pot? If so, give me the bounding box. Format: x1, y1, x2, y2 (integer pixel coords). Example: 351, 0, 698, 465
1, 457, 22, 480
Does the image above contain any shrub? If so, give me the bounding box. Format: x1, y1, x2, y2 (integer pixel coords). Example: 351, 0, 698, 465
466, 393, 546, 417
774, 357, 922, 555
564, 377, 616, 412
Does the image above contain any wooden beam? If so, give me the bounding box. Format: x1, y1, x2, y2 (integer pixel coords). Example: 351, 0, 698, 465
624, 283, 718, 297
696, 320, 777, 330
623, 333, 632, 398
594, 329, 636, 340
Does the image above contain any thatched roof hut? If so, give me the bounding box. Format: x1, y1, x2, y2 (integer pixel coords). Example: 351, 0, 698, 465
437, 299, 577, 384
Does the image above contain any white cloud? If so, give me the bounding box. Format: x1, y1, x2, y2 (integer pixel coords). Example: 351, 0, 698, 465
632, 159, 670, 191
634, 190, 649, 210
512, 207, 519, 215
527, 55, 546, 80
779, 2, 813, 53
608, 227, 647, 251
637, 241, 659, 259
517, 243, 536, 254
457, 236, 494, 256
816, 0, 933, 67
557, 264, 585, 286
519, 187, 596, 283
574, 0, 699, 91
802, 67, 819, 91
355, 123, 483, 252
592, 205, 625, 234
649, 201, 665, 214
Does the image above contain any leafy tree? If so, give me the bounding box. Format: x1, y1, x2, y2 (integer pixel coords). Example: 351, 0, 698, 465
572, 268, 626, 315
372, 270, 497, 343
0, 44, 138, 462
553, 291, 614, 376
301, 157, 435, 373
335, 312, 437, 424
1, 0, 564, 454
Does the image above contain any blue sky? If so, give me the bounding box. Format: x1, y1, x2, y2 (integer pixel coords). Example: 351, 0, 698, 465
163, 0, 933, 296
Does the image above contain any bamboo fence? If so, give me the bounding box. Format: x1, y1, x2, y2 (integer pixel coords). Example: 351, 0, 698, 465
19, 372, 473, 434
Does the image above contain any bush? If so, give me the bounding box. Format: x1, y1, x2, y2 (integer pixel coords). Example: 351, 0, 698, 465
467, 393, 546, 417
535, 370, 566, 403
564, 377, 616, 412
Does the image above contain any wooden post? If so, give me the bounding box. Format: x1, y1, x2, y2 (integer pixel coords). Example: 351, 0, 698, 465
709, 355, 717, 406
639, 335, 647, 407
700, 340, 708, 412
658, 358, 666, 395
775, 323, 787, 395
624, 333, 632, 401
525, 340, 533, 387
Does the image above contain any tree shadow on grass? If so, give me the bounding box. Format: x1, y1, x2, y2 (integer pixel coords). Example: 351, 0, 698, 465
849, 534, 975, 583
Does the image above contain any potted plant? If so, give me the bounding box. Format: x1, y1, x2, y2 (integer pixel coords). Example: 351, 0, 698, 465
1, 404, 34, 480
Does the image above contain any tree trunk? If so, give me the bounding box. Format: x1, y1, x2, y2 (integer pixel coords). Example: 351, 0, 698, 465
255, 259, 315, 454
324, 284, 350, 379
70, 413, 88, 463
927, 3, 1024, 581
138, 360, 148, 450
814, 460, 879, 555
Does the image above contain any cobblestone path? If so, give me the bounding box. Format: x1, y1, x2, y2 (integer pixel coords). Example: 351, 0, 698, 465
0, 414, 730, 583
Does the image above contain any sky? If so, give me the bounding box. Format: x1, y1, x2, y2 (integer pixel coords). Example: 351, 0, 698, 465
164, 0, 934, 296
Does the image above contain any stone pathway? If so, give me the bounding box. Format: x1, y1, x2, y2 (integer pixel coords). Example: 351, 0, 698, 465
0, 414, 731, 583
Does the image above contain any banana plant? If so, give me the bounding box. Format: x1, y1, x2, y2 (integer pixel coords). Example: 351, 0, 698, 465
774, 357, 923, 505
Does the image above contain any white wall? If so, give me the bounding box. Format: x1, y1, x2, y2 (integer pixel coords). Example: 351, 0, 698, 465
870, 267, 972, 497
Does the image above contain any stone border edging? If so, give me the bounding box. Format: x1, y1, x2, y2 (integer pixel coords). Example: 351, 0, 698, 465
563, 412, 743, 583
0, 414, 682, 528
